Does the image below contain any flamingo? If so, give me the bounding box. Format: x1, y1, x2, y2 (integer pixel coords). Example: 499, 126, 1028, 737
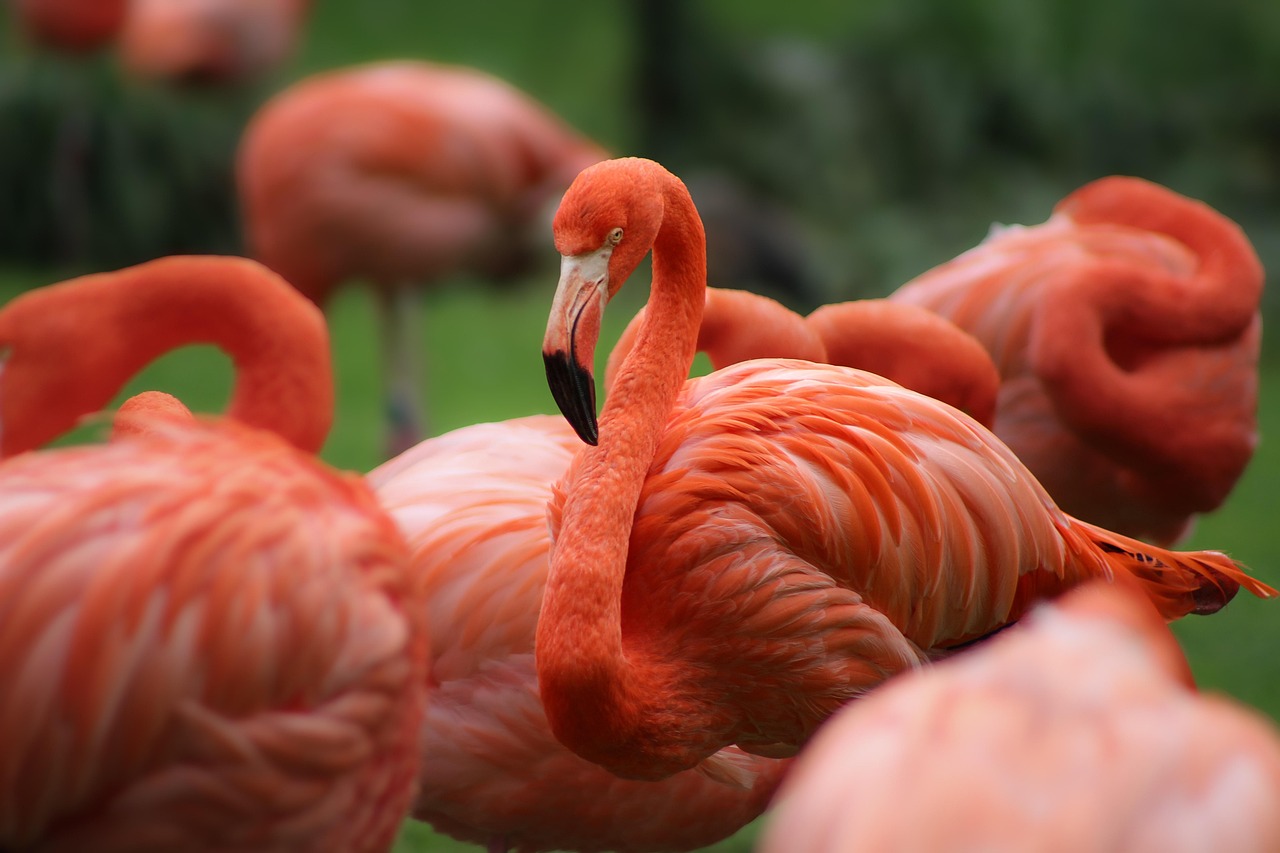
759, 581, 1280, 852
0, 255, 425, 851
367, 415, 785, 852
535, 157, 1275, 782
118, 0, 311, 87
605, 287, 999, 424
11, 0, 128, 54
377, 288, 1000, 849
237, 60, 608, 457
888, 176, 1263, 544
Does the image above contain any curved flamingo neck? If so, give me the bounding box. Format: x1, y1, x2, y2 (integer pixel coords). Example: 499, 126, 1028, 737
537, 168, 720, 778
604, 287, 826, 390
0, 255, 333, 457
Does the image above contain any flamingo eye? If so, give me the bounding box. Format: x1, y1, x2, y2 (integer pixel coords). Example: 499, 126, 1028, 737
607, 227, 623, 246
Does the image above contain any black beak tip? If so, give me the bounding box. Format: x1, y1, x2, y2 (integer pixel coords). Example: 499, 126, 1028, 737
543, 349, 599, 446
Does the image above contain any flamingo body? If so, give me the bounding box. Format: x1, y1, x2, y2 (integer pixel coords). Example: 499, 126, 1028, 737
119, 0, 310, 85
0, 255, 426, 851
238, 60, 606, 307
535, 158, 1274, 782
889, 177, 1263, 543
0, 424, 423, 851
369, 415, 785, 851
760, 582, 1280, 852
238, 60, 607, 454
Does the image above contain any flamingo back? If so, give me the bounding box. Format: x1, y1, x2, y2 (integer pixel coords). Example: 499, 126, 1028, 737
237, 61, 606, 304
890, 177, 1263, 543
548, 358, 1264, 752
0, 422, 423, 852
760, 583, 1280, 852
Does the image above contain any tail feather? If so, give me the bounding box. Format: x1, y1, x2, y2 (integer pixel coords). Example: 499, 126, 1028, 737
1077, 520, 1277, 618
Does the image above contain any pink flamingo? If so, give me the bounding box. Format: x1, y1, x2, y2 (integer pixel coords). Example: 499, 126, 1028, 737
0, 255, 425, 851
889, 176, 1263, 544
237, 60, 608, 457
760, 580, 1280, 852
535, 157, 1274, 781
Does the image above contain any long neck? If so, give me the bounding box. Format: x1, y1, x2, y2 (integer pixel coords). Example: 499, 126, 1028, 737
0, 255, 332, 456
537, 178, 716, 778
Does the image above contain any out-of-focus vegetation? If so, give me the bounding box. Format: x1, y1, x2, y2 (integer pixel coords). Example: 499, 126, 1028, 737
3, 0, 1279, 310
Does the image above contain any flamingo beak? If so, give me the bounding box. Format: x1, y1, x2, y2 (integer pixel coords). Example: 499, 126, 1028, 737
543, 247, 612, 445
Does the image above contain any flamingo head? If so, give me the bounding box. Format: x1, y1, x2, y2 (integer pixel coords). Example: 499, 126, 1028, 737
542, 158, 668, 445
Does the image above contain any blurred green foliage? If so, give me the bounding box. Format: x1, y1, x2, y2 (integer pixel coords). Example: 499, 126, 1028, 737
3, 0, 1279, 309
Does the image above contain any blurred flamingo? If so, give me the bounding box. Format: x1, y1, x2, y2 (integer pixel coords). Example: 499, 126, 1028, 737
806, 298, 999, 426
237, 60, 608, 457
368, 415, 785, 852
605, 288, 998, 424
0, 255, 425, 851
536, 157, 1275, 781
760, 580, 1280, 852
118, 0, 311, 86
12, 0, 127, 53
889, 176, 1263, 544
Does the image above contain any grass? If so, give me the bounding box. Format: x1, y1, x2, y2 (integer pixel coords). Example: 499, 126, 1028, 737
3, 263, 1278, 851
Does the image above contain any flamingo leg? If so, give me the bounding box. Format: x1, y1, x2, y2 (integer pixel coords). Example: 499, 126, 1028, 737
377, 284, 427, 458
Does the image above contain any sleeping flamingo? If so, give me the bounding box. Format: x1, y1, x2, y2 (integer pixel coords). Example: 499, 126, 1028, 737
237, 60, 607, 457
536, 157, 1275, 781
888, 176, 1264, 544
0, 255, 425, 851
760, 581, 1280, 852
118, 0, 311, 86
368, 415, 785, 852
605, 287, 999, 425
12, 0, 128, 54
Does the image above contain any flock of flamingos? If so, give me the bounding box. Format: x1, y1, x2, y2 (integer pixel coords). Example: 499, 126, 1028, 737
5, 2, 1280, 851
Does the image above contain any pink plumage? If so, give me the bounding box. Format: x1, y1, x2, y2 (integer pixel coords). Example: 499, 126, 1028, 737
761, 582, 1280, 852
890, 176, 1263, 543
369, 415, 785, 852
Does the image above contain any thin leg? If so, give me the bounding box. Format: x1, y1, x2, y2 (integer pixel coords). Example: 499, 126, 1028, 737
377, 284, 427, 459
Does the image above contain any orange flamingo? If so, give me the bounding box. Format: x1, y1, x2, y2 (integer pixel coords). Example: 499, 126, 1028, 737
12, 0, 128, 53
760, 581, 1280, 852
118, 0, 311, 86
889, 176, 1263, 544
0, 255, 425, 851
237, 60, 608, 457
536, 157, 1275, 781
605, 288, 998, 424
368, 415, 785, 852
